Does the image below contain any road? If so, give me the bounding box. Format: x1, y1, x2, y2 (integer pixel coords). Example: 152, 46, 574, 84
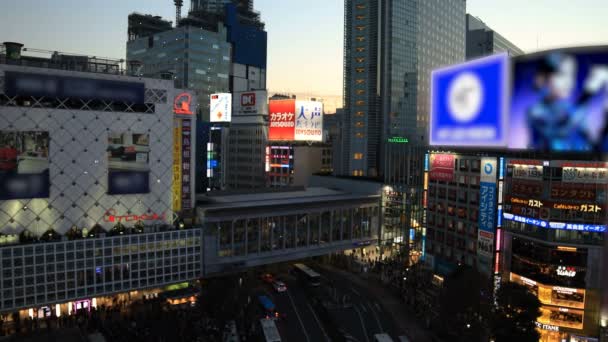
238, 263, 411, 342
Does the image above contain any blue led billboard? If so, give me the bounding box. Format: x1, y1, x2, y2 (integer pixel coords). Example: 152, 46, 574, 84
430, 53, 509, 147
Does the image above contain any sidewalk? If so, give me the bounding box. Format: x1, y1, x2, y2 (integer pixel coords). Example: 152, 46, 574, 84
320, 264, 440, 342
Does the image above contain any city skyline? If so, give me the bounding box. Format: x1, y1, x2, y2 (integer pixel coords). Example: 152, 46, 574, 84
2, 0, 608, 102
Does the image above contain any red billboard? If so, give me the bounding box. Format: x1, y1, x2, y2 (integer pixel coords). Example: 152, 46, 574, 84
429, 154, 455, 182
269, 99, 296, 141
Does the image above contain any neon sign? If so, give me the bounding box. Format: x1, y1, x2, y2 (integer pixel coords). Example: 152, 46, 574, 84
502, 212, 606, 232
556, 266, 576, 277
103, 209, 166, 223
388, 136, 409, 143
174, 93, 193, 115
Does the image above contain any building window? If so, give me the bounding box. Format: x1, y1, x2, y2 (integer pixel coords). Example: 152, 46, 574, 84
356, 89, 365, 95
355, 68, 365, 73
356, 100, 365, 106
356, 25, 366, 31
354, 153, 364, 160
356, 15, 365, 20
356, 4, 366, 9
355, 121, 364, 127
355, 79, 365, 84
356, 47, 365, 52
355, 57, 365, 63
355, 132, 365, 138
355, 111, 365, 117
356, 36, 365, 42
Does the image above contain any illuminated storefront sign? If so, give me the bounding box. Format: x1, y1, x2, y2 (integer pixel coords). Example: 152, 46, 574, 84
172, 120, 182, 212
506, 196, 602, 212
103, 209, 166, 223
562, 166, 608, 184
502, 212, 606, 232
388, 136, 409, 143
174, 93, 194, 115
265, 147, 270, 172
535, 322, 560, 332
556, 266, 577, 277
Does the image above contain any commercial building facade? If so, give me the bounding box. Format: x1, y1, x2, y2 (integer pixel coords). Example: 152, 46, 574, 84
0, 50, 200, 316
500, 158, 607, 342
266, 144, 332, 188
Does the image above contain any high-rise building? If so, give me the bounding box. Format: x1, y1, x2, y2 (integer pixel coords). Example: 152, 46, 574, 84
127, 1, 268, 191
466, 14, 524, 60
343, 0, 466, 178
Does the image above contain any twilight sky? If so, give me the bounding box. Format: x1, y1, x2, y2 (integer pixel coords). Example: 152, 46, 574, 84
1, 0, 607, 104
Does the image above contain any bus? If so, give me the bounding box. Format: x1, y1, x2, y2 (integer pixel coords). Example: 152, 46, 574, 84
293, 263, 321, 287
258, 295, 280, 320
259, 318, 281, 342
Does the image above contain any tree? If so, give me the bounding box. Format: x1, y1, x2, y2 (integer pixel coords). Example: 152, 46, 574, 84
491, 282, 541, 342
438, 266, 490, 341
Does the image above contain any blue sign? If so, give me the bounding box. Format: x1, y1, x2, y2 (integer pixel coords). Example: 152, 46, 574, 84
502, 212, 606, 233
499, 157, 505, 179
430, 53, 508, 147
479, 182, 497, 233
424, 153, 430, 171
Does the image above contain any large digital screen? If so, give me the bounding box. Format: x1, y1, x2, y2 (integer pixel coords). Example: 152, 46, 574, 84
269, 100, 324, 142
107, 132, 150, 195
509, 48, 608, 152
210, 93, 232, 123
430, 53, 509, 147
4, 71, 145, 104
0, 131, 50, 200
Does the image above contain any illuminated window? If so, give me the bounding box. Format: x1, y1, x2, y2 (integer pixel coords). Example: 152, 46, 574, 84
355, 57, 365, 63
355, 121, 365, 127
356, 36, 365, 42
356, 67, 365, 73
356, 100, 365, 106
356, 25, 366, 31
356, 89, 365, 95
356, 15, 365, 20
356, 47, 365, 52
355, 132, 365, 138
356, 4, 366, 9
355, 79, 365, 84
355, 111, 365, 117
354, 153, 364, 160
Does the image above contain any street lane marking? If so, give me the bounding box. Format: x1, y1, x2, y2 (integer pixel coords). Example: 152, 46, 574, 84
351, 288, 361, 296
361, 304, 367, 313
354, 305, 370, 342
374, 302, 381, 312
367, 302, 384, 332
305, 300, 331, 342
286, 290, 310, 342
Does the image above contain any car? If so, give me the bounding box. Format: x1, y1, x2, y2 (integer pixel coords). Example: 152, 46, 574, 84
261, 273, 274, 284
272, 280, 287, 293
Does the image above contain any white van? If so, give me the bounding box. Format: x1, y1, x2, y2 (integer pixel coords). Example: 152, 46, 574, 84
373, 333, 394, 342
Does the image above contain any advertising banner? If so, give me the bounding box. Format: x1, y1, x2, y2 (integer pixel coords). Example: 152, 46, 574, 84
4, 71, 145, 104
512, 164, 543, 181
0, 131, 50, 200
294, 100, 323, 141
181, 119, 192, 210
509, 47, 608, 152
233, 90, 268, 115
172, 120, 182, 212
479, 157, 497, 233
429, 154, 455, 182
269, 99, 296, 141
210, 93, 232, 122
477, 230, 494, 258
107, 132, 150, 195
562, 166, 608, 184
430, 53, 509, 147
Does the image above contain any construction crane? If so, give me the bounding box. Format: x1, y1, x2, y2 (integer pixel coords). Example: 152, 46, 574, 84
174, 0, 184, 25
